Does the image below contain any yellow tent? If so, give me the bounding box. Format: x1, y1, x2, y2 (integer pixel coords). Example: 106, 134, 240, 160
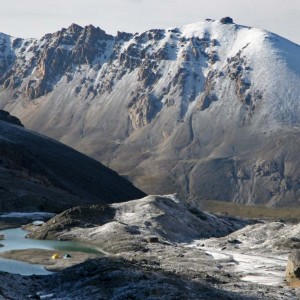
51, 253, 60, 259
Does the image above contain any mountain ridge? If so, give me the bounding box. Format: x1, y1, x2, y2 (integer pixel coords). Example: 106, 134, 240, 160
1, 18, 300, 207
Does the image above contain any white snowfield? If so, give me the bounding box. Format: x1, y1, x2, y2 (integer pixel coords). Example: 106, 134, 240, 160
180, 20, 300, 128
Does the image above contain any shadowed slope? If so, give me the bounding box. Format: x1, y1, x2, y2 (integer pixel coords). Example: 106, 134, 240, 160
0, 113, 145, 212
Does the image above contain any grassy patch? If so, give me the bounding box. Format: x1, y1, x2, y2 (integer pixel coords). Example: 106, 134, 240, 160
201, 200, 300, 221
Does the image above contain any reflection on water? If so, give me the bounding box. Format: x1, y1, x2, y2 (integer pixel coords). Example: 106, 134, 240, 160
0, 228, 103, 276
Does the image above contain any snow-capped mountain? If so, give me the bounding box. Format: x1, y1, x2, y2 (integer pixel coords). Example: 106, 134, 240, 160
1, 17, 300, 207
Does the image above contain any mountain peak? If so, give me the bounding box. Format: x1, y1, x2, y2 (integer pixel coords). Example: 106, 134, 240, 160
67, 23, 83, 33
82, 24, 113, 40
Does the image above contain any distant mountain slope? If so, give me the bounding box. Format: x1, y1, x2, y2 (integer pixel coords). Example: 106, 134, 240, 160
0, 112, 145, 212
0, 18, 300, 207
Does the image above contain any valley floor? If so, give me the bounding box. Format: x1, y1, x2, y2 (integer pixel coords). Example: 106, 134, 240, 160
0, 238, 298, 300
1, 196, 300, 299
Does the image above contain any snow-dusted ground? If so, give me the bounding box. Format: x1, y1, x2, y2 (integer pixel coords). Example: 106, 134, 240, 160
185, 220, 300, 287
187, 238, 287, 286
204, 249, 287, 286
29, 195, 294, 290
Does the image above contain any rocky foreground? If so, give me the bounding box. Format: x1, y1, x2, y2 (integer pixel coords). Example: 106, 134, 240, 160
0, 195, 298, 299
0, 256, 265, 300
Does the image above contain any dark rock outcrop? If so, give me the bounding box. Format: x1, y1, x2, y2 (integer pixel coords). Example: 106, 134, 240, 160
220, 17, 234, 24
0, 110, 23, 126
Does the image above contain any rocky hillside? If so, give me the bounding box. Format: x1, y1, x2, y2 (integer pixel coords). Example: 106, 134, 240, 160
0, 111, 145, 212
28, 194, 248, 253
1, 18, 300, 206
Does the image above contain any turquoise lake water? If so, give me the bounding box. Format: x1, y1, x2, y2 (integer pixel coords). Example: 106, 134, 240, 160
0, 228, 102, 276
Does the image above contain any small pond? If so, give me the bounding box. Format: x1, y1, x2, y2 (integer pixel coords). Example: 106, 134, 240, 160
0, 228, 103, 276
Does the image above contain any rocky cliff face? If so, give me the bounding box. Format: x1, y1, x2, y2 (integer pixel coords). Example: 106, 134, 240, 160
1, 19, 300, 207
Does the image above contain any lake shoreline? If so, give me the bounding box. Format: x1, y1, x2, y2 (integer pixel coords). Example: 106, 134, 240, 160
0, 212, 107, 276
0, 248, 98, 272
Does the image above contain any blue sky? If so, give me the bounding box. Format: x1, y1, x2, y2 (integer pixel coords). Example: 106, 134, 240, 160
1, 0, 299, 44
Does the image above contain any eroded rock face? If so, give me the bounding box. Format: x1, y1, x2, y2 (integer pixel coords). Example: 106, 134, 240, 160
128, 94, 162, 129
1, 24, 114, 100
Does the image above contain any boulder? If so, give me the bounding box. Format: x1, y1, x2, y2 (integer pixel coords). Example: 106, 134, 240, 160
220, 17, 234, 24
228, 239, 242, 244
147, 236, 159, 243
286, 250, 300, 286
